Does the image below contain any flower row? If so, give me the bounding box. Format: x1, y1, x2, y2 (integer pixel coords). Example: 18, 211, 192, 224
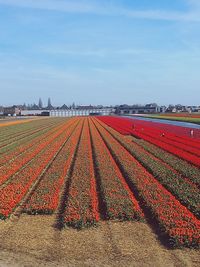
0, 118, 56, 147
0, 119, 77, 219
0, 119, 75, 186
89, 118, 144, 221
94, 117, 200, 247
131, 137, 200, 188
23, 118, 82, 214
0, 119, 65, 166
99, 119, 200, 218
98, 116, 200, 167
63, 118, 99, 228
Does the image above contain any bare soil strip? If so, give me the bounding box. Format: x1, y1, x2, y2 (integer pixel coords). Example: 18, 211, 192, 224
0, 215, 199, 267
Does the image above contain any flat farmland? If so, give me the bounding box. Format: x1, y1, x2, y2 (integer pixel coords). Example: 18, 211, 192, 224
0, 116, 199, 266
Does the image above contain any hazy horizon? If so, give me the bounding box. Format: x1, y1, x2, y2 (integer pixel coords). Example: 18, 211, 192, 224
0, 0, 200, 106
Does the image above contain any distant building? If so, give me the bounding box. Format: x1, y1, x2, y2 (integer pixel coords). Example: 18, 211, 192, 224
50, 107, 114, 117
60, 104, 69, 110
21, 110, 50, 116
0, 106, 3, 116
165, 104, 188, 113
160, 106, 167, 113
115, 103, 160, 115
32, 104, 39, 110
3, 106, 21, 116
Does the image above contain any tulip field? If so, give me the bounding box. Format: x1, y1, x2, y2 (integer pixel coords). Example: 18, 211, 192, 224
0, 116, 199, 248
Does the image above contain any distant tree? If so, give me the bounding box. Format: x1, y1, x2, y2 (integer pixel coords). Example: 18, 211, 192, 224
38, 98, 43, 109
48, 97, 52, 107
47, 97, 54, 110
22, 103, 27, 110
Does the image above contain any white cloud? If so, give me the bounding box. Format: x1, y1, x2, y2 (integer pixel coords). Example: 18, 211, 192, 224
0, 0, 200, 22
187, 0, 200, 9
0, 0, 99, 13
40, 47, 107, 57
38, 45, 150, 58
121, 9, 200, 22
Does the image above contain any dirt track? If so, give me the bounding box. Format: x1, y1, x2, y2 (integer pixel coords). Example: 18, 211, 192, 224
0, 215, 199, 267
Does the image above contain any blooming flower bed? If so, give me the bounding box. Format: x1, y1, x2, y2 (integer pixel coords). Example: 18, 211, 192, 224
0, 119, 76, 219
89, 119, 144, 221
63, 119, 99, 228
96, 119, 200, 218
0, 119, 66, 167
23, 118, 82, 214
93, 118, 200, 247
98, 116, 200, 167
0, 117, 199, 248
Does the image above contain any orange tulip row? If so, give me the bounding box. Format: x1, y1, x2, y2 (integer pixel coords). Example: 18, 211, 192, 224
23, 118, 82, 214
63, 118, 99, 228
89, 118, 144, 221
0, 119, 75, 186
0, 119, 77, 219
0, 118, 59, 147
0, 119, 70, 167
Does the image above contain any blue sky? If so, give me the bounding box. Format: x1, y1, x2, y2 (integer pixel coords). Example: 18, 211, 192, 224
0, 0, 200, 106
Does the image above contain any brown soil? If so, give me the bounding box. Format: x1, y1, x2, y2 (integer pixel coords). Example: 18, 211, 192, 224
0, 215, 199, 267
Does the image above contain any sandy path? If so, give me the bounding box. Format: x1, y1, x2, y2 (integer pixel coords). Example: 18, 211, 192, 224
0, 215, 199, 267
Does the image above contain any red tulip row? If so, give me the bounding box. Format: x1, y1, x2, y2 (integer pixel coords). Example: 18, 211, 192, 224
126, 119, 200, 150
134, 131, 200, 167
0, 119, 70, 167
94, 118, 200, 247
98, 116, 200, 187
159, 132, 200, 150
96, 119, 200, 218
63, 118, 99, 228
89, 119, 144, 221
98, 116, 200, 167
23, 119, 83, 214
126, 116, 200, 140
134, 128, 200, 157
0, 119, 76, 186
131, 138, 200, 188
98, 116, 200, 148
0, 118, 79, 219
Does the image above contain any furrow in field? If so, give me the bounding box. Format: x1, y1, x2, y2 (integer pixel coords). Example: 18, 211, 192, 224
0, 119, 76, 187
133, 131, 200, 167
0, 119, 64, 150
23, 118, 83, 215
89, 118, 144, 221
93, 118, 200, 248
0, 119, 70, 167
131, 137, 200, 188
98, 116, 200, 167
137, 130, 200, 157
0, 118, 55, 143
163, 134, 200, 150
96, 119, 200, 218
63, 118, 99, 228
0, 118, 79, 219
